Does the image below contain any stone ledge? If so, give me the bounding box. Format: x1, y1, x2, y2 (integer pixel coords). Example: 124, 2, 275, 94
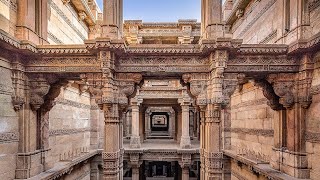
223, 150, 309, 180
27, 149, 102, 180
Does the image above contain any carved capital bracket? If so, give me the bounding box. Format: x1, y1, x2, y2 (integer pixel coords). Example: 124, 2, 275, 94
116, 73, 143, 108
29, 75, 51, 111
222, 73, 239, 107
267, 74, 296, 109
129, 153, 142, 169
179, 154, 192, 169
253, 79, 283, 110
28, 74, 69, 112
182, 73, 209, 106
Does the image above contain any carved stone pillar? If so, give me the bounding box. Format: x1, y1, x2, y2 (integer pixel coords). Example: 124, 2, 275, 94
201, 0, 224, 39
267, 72, 311, 179
102, 0, 123, 38
91, 156, 100, 180
102, 103, 121, 180
180, 102, 191, 149
16, 0, 48, 44
130, 98, 142, 148
179, 154, 191, 180
129, 153, 141, 180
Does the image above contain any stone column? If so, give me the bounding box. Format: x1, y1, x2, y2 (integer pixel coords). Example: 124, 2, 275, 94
102, 103, 121, 180
129, 153, 141, 180
180, 103, 191, 149
201, 0, 224, 39
199, 106, 206, 179
182, 167, 189, 180
102, 0, 123, 38
268, 71, 311, 178
179, 154, 191, 180
145, 108, 151, 139
203, 104, 223, 179
130, 98, 142, 148
16, 0, 48, 44
132, 167, 139, 180
90, 156, 100, 180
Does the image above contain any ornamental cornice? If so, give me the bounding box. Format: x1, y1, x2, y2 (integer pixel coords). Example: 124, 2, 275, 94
288, 32, 320, 54
0, 29, 20, 49
38, 45, 90, 54
238, 44, 288, 54
125, 44, 201, 54
85, 39, 126, 52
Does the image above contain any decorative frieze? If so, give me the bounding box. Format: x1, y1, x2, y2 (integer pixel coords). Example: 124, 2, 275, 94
231, 98, 268, 109
259, 30, 277, 44
60, 146, 90, 161
49, 128, 90, 136
54, 98, 92, 109
230, 128, 274, 137
0, 84, 13, 95
0, 132, 19, 143
305, 132, 320, 143
48, 31, 63, 44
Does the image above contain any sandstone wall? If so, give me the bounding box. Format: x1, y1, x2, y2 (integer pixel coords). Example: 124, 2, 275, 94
0, 0, 17, 36
48, 0, 89, 44
306, 52, 320, 179
0, 58, 19, 180
46, 83, 97, 169
226, 0, 320, 44
230, 83, 275, 163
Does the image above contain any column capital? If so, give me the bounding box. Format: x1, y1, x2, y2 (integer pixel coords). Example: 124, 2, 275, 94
130, 97, 143, 106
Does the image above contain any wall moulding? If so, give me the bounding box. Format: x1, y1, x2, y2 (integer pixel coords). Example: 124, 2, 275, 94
305, 131, 320, 143
230, 128, 274, 137
0, 132, 19, 143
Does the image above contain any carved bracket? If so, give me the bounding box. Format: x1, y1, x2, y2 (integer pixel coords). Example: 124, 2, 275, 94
179, 154, 192, 168
29, 76, 51, 111
182, 73, 209, 106
267, 74, 296, 109
253, 79, 283, 110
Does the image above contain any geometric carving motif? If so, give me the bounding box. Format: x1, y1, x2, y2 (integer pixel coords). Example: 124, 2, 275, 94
305, 131, 320, 143
230, 128, 274, 137
103, 151, 119, 161
49, 128, 90, 136
0, 132, 19, 143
